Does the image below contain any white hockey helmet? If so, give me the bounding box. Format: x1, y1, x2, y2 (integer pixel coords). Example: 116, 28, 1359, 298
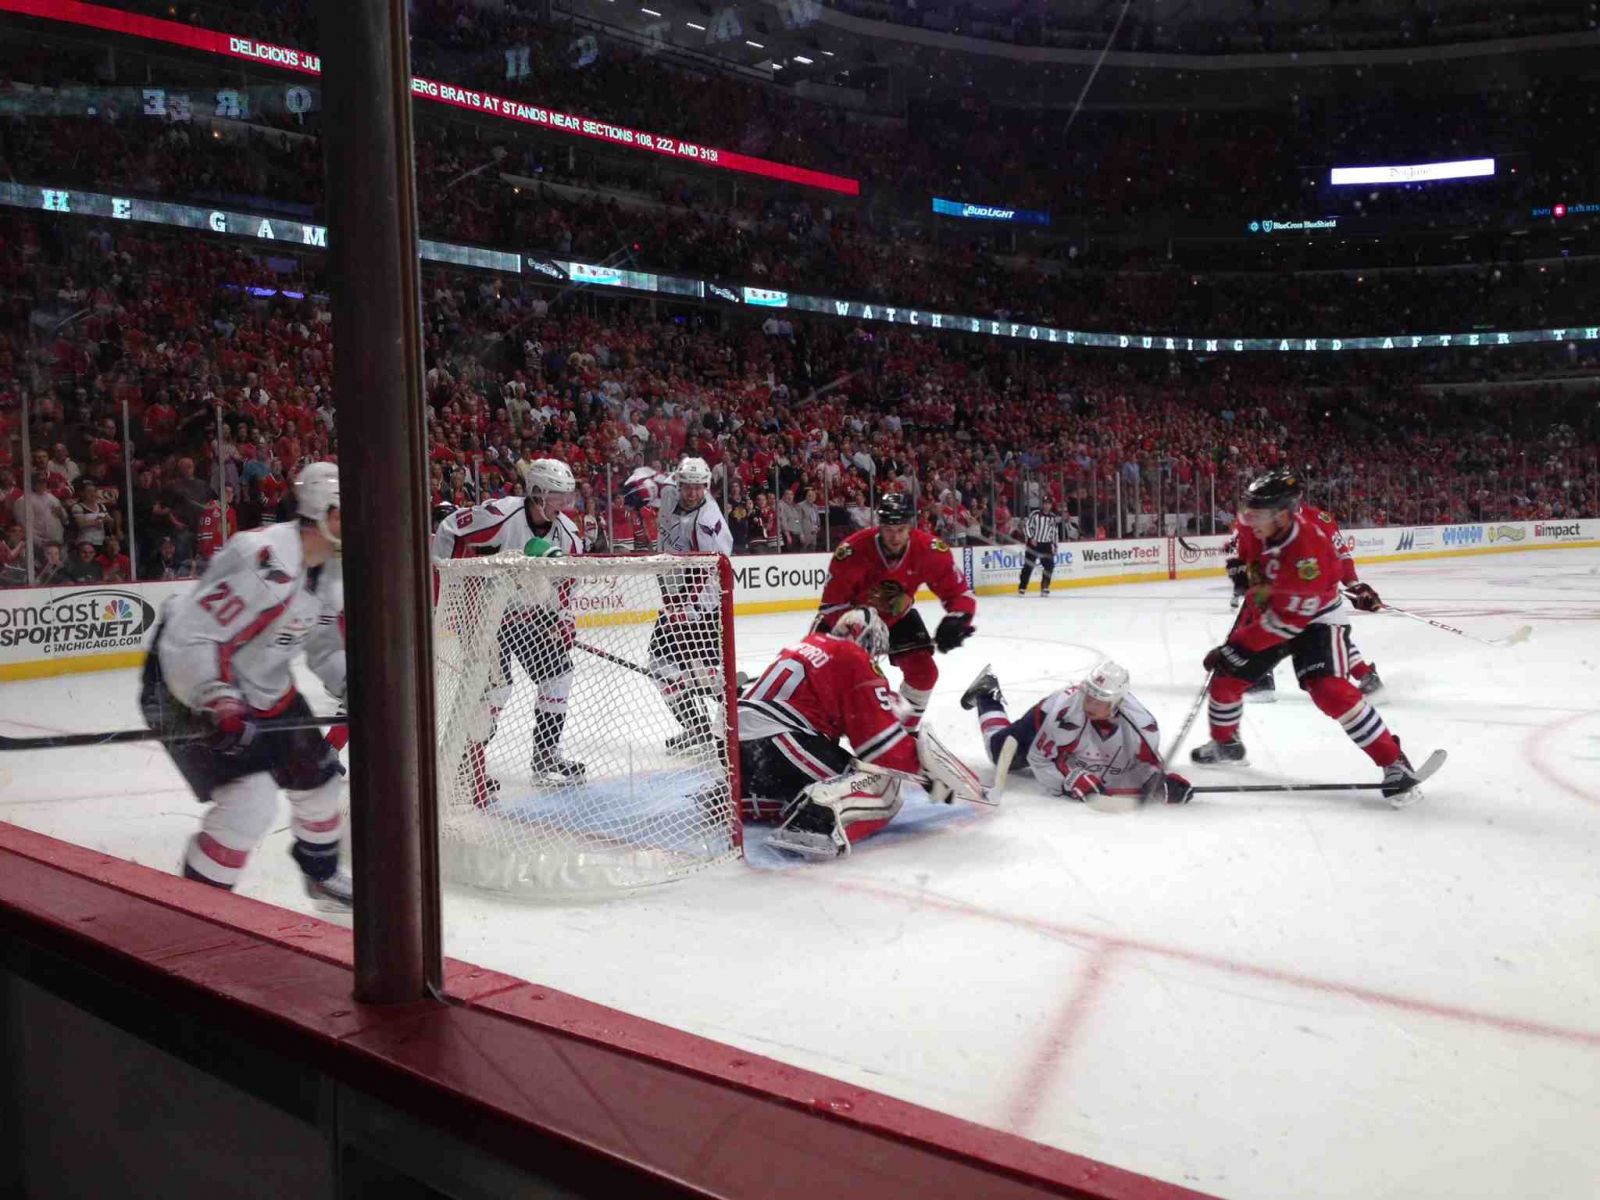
294, 461, 340, 547
524, 458, 576, 506
674, 456, 712, 488
1081, 660, 1130, 707
830, 606, 890, 660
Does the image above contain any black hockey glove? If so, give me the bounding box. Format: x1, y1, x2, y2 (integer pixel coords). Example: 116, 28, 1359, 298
1225, 556, 1249, 587
1203, 642, 1252, 676
1346, 582, 1382, 613
935, 614, 974, 654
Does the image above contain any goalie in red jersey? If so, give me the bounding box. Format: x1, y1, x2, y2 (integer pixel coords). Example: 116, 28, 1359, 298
1193, 471, 1427, 804
1227, 469, 1384, 700
739, 607, 987, 858
814, 491, 977, 730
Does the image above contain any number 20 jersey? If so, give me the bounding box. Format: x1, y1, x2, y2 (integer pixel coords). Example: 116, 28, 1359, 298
157, 521, 346, 714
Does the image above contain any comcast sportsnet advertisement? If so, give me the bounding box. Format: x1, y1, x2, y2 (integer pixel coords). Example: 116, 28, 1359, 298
0, 588, 157, 655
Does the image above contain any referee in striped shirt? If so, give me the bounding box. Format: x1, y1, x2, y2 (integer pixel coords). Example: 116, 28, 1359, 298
1018, 498, 1062, 596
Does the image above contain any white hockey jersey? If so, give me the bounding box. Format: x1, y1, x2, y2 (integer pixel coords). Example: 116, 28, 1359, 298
625, 469, 731, 613
431, 496, 583, 561
157, 521, 345, 713
623, 468, 733, 556
1025, 686, 1163, 797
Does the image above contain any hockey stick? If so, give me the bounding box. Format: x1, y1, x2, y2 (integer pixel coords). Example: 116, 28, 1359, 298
574, 639, 749, 689
1095, 748, 1449, 812
1370, 600, 1531, 648
0, 714, 345, 751
1190, 749, 1448, 795
989, 736, 1018, 802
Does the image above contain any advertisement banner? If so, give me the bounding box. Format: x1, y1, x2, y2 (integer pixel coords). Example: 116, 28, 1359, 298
0, 580, 185, 679
1171, 534, 1234, 579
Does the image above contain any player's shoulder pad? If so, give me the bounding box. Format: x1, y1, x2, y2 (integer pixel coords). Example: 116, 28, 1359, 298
1120, 694, 1157, 732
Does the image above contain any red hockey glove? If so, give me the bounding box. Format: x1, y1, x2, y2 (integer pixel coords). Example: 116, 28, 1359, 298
205, 695, 258, 753
1346, 582, 1382, 613
1063, 769, 1104, 802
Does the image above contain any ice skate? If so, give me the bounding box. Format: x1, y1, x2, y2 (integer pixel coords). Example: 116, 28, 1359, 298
960, 665, 1004, 711
666, 727, 718, 755
1357, 667, 1384, 697
1190, 738, 1248, 766
302, 869, 353, 913
768, 799, 848, 859
1381, 749, 1423, 806
530, 750, 586, 783
1244, 673, 1276, 703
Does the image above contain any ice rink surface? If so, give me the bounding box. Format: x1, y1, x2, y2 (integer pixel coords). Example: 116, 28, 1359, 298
4, 548, 1599, 1200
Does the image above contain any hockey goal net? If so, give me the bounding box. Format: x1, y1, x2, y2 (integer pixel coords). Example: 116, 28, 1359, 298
433, 552, 741, 896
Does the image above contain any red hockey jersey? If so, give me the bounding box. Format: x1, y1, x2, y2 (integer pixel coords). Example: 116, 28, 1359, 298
738, 633, 919, 774
1234, 505, 1357, 587
1233, 508, 1349, 652
817, 527, 976, 630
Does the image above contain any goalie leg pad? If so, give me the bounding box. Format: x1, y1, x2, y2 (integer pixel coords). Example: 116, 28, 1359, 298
916, 721, 986, 806
770, 770, 904, 859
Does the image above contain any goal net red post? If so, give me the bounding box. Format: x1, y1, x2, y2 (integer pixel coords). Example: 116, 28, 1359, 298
433, 553, 741, 896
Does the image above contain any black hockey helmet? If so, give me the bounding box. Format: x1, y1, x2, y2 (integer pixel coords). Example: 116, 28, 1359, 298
876, 491, 915, 526
432, 500, 458, 529
1243, 468, 1304, 512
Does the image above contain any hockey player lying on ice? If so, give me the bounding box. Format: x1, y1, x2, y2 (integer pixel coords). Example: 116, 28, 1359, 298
961, 660, 1194, 806
738, 607, 987, 858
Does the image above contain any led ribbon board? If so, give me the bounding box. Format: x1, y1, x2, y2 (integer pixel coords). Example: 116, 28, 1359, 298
8, 180, 1597, 355
0, 0, 860, 196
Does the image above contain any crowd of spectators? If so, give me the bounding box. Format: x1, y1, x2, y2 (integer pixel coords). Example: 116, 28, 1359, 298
9, 101, 1600, 346
2, 212, 1595, 590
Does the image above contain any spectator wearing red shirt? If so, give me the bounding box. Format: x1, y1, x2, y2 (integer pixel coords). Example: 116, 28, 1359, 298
0, 523, 26, 584
258, 461, 289, 514
0, 468, 20, 527
96, 534, 131, 583
195, 487, 238, 566
144, 392, 178, 449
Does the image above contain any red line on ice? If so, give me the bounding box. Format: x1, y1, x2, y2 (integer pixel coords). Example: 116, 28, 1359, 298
1003, 940, 1118, 1134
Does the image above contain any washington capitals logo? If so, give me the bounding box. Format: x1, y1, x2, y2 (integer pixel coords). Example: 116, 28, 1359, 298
257, 547, 292, 583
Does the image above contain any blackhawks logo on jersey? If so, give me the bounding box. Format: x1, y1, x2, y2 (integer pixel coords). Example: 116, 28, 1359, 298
833, 542, 854, 561
867, 579, 912, 617
930, 538, 950, 553
1296, 556, 1321, 581
1316, 511, 1334, 524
